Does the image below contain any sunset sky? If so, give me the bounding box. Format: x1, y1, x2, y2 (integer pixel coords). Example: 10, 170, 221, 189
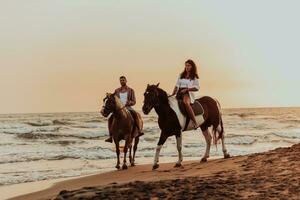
0, 1, 299, 114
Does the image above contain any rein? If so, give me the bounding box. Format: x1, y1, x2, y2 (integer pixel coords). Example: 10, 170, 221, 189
116, 105, 126, 112
113, 105, 128, 115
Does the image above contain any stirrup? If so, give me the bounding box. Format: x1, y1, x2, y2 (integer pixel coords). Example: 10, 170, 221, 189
192, 121, 199, 130
138, 131, 144, 137
105, 137, 113, 143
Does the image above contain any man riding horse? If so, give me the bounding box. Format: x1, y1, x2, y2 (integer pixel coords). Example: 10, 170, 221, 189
105, 76, 144, 143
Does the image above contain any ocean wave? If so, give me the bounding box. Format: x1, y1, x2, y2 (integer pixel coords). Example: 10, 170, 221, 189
271, 130, 300, 139
0, 124, 25, 130
16, 131, 107, 140
0, 147, 116, 164
17, 133, 61, 139
85, 119, 104, 123
26, 121, 52, 126
252, 123, 272, 130
48, 155, 81, 160
45, 140, 83, 146
227, 112, 256, 118
143, 137, 158, 142
71, 124, 103, 129
3, 126, 60, 136
225, 135, 257, 145
66, 129, 108, 139
184, 143, 206, 148
0, 157, 42, 164
26, 120, 72, 126
142, 126, 160, 134
139, 147, 155, 151
3, 128, 33, 135
36, 127, 61, 132
279, 119, 300, 124
2, 124, 109, 139
0, 156, 76, 165
0, 142, 29, 147
53, 120, 72, 125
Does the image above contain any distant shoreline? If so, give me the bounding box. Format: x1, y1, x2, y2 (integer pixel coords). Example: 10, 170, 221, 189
1, 106, 299, 115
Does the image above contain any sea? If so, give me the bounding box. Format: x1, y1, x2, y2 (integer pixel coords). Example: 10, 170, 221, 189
0, 107, 299, 186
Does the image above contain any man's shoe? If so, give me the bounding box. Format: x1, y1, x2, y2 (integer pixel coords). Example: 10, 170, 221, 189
105, 137, 113, 143
138, 131, 144, 137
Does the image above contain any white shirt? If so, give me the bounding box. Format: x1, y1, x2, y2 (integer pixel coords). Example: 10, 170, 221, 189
175, 77, 200, 103
119, 92, 128, 106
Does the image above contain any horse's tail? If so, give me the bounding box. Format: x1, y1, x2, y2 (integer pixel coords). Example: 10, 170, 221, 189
216, 99, 224, 140
212, 99, 224, 148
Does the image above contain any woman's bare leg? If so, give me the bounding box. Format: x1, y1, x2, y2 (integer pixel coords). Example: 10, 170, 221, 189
183, 95, 198, 128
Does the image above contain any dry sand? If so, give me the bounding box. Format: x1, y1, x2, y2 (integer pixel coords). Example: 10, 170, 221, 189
10, 143, 300, 200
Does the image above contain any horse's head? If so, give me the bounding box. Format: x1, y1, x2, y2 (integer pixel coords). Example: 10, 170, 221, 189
142, 83, 160, 115
100, 93, 116, 117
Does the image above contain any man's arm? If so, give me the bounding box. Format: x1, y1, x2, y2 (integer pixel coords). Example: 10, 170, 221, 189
114, 88, 118, 95
126, 89, 136, 106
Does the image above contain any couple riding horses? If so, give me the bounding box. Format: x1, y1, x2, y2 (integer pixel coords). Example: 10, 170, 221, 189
102, 59, 229, 170
105, 59, 200, 142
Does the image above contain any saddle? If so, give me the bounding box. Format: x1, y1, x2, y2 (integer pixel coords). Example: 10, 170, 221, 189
177, 99, 204, 131
127, 109, 142, 138
178, 100, 204, 117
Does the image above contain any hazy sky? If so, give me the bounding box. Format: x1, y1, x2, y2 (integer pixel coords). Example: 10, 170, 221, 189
0, 1, 299, 114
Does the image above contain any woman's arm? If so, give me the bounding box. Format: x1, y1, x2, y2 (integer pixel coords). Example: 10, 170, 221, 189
170, 77, 180, 96
188, 79, 200, 92
171, 86, 178, 96
187, 87, 198, 92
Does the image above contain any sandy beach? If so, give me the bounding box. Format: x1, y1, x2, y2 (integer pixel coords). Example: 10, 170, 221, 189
8, 143, 299, 200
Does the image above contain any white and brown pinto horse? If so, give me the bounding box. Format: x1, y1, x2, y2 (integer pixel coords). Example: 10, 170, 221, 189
101, 93, 143, 170
142, 84, 230, 170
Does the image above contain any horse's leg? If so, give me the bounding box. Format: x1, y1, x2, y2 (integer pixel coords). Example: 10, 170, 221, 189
174, 134, 183, 168
128, 144, 132, 165
221, 131, 230, 159
115, 140, 120, 169
153, 134, 167, 170
132, 137, 139, 166
122, 139, 129, 170
128, 136, 133, 165
201, 129, 212, 162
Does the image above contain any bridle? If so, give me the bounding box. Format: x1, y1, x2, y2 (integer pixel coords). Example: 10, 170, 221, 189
102, 97, 127, 115
144, 89, 160, 111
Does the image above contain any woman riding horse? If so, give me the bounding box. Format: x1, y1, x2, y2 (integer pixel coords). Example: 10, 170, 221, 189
171, 59, 200, 129
142, 60, 230, 170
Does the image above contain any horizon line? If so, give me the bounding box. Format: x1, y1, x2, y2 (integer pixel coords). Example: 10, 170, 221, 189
1, 105, 299, 115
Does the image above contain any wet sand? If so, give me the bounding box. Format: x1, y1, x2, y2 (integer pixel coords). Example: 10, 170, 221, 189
11, 143, 300, 200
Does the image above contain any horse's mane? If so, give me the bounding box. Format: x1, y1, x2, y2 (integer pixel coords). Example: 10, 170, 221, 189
113, 94, 124, 109
156, 87, 170, 105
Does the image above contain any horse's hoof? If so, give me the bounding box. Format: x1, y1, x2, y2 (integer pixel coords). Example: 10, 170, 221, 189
224, 153, 231, 159
131, 163, 135, 167
115, 165, 120, 170
200, 158, 207, 163
122, 164, 128, 170
152, 164, 159, 170
174, 163, 182, 168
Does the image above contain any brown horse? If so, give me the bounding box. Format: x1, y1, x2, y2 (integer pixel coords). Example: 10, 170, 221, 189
101, 93, 143, 170
142, 84, 230, 170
